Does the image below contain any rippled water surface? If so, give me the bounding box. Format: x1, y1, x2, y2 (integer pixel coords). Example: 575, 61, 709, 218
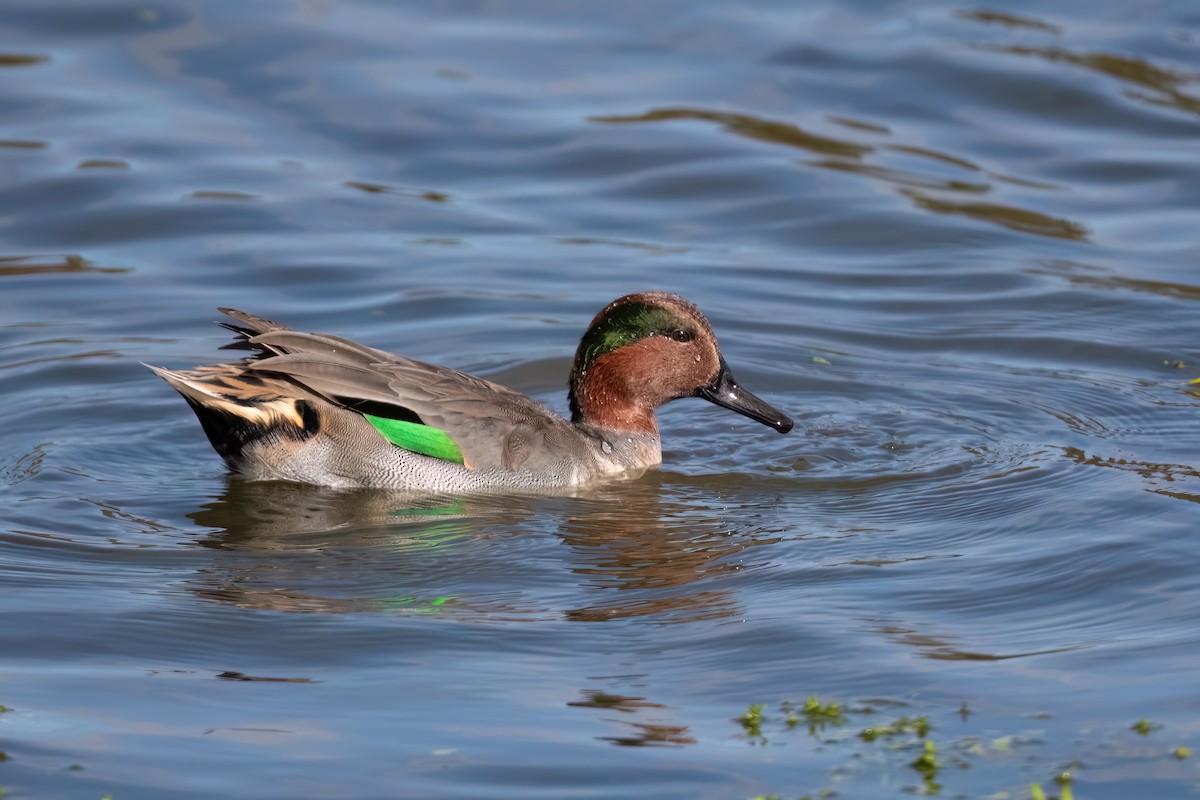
4, 1, 1200, 797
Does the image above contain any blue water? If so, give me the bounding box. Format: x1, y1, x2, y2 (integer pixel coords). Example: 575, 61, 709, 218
3, 1, 1200, 797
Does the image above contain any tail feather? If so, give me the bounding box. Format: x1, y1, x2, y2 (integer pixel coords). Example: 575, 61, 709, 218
147, 363, 316, 466
217, 307, 293, 336
217, 308, 295, 353
147, 364, 307, 427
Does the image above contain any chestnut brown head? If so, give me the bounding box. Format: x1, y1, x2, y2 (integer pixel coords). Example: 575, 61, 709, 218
568, 292, 793, 435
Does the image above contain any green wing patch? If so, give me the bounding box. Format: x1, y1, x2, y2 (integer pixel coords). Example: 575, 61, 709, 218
363, 413, 465, 465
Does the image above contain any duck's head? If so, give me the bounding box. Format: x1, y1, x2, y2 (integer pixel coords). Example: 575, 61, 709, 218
568, 291, 793, 435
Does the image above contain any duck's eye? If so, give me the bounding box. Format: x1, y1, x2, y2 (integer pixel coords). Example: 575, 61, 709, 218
669, 329, 695, 343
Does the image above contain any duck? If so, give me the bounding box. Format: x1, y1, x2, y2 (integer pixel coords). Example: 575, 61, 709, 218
148, 291, 793, 492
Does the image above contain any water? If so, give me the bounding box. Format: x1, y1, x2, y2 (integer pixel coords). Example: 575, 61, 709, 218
3, 0, 1200, 797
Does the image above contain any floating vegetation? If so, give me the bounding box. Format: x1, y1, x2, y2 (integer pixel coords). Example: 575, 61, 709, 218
1029, 777, 1075, 800
911, 740, 941, 795
859, 714, 930, 742
739, 703, 766, 741
1132, 717, 1158, 736
785, 696, 845, 734
1055, 771, 1076, 798
743, 697, 849, 744
738, 697, 1195, 799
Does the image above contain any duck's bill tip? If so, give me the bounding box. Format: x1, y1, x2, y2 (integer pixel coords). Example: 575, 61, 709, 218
697, 365, 793, 434
765, 413, 794, 434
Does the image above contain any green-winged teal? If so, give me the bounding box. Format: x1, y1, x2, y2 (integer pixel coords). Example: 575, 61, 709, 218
149, 292, 792, 491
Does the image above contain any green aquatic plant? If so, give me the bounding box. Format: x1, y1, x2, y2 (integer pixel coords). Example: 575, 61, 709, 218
911, 740, 942, 795
735, 695, 1196, 798
1054, 771, 1075, 800
913, 742, 938, 772
1132, 718, 1157, 736
1028, 766, 1079, 800
784, 696, 846, 734
803, 695, 842, 720
740, 703, 766, 740
860, 714, 931, 742
1028, 773, 1076, 800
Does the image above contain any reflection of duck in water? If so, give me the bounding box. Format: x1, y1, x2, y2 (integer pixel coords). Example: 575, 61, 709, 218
557, 477, 784, 624
185, 473, 781, 625
187, 478, 500, 545
149, 292, 791, 492
186, 478, 536, 616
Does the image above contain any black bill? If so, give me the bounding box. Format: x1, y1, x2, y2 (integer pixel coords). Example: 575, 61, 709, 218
696, 359, 793, 433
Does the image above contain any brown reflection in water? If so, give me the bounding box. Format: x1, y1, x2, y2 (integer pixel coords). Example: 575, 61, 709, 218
1155, 489, 1200, 504
344, 180, 450, 203
988, 173, 1061, 191
811, 159, 990, 194
955, 9, 1063, 35
188, 190, 258, 201
883, 144, 981, 173
900, 189, 1088, 240
77, 159, 130, 170
593, 105, 1083, 241
869, 619, 1077, 661
216, 670, 314, 683
982, 44, 1200, 117
599, 722, 696, 747
1032, 260, 1200, 301
1061, 443, 1200, 505
558, 479, 783, 624
0, 254, 128, 277
569, 689, 695, 747
568, 690, 666, 713
828, 115, 891, 134
592, 107, 870, 158
1062, 446, 1200, 484
1, 443, 46, 486
555, 237, 688, 255
0, 53, 49, 67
